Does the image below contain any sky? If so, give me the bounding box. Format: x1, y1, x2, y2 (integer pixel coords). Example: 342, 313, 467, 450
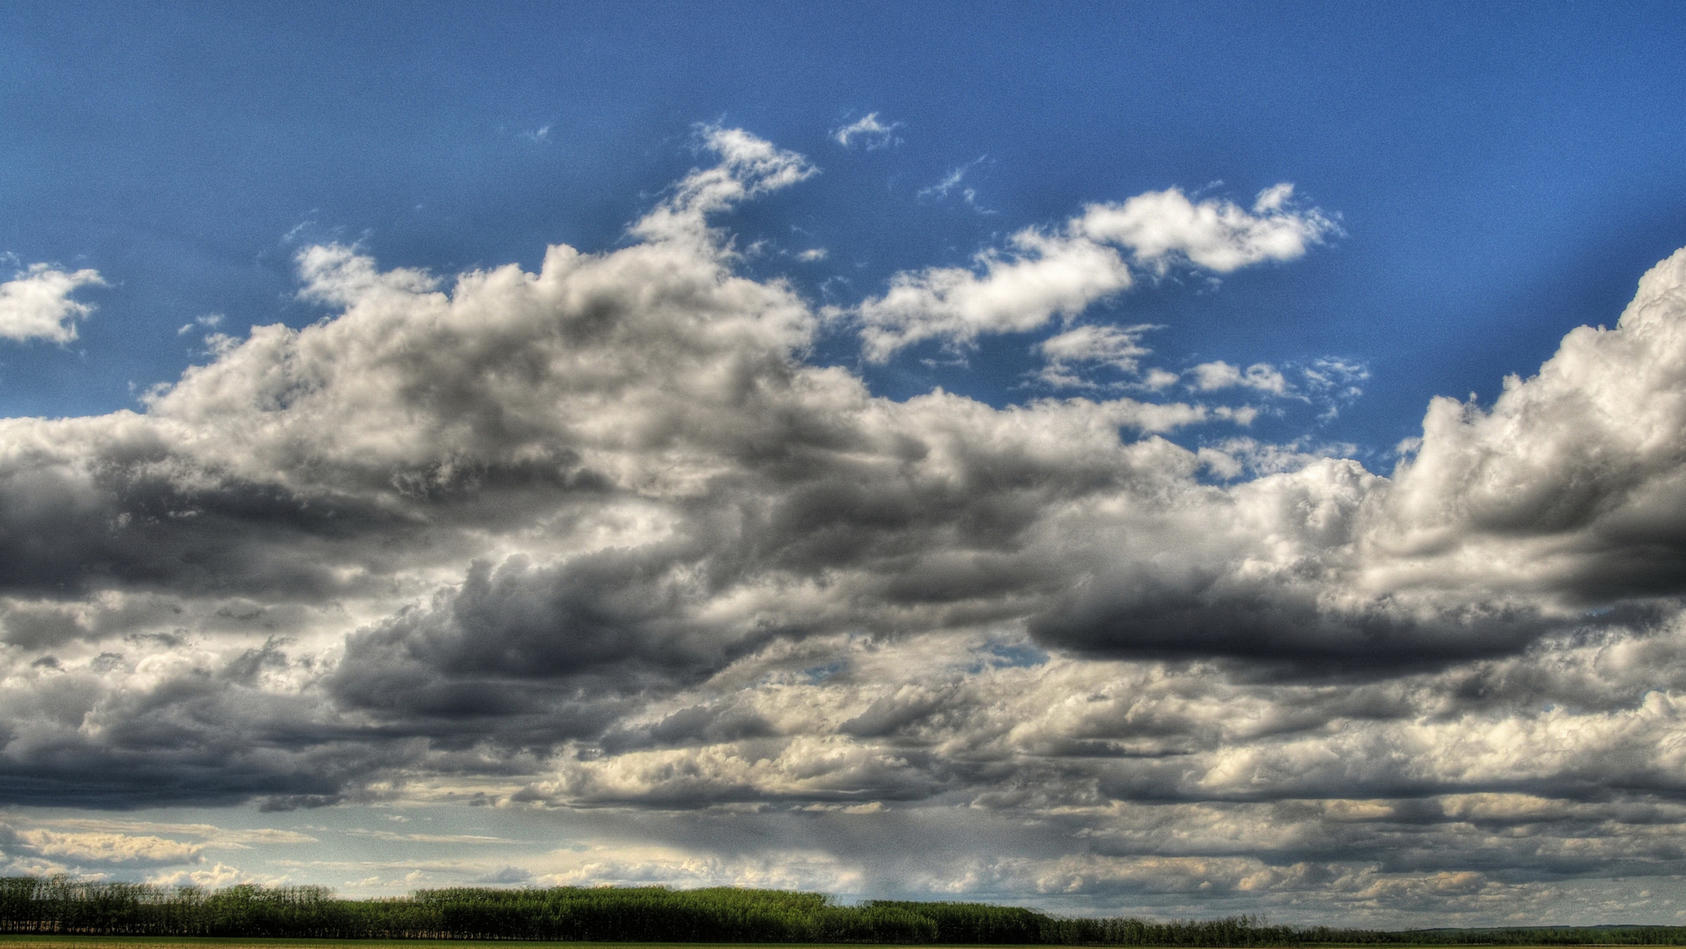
2, 0, 1686, 928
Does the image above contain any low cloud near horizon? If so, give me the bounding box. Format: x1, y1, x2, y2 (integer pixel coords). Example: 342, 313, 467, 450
3, 128, 1686, 927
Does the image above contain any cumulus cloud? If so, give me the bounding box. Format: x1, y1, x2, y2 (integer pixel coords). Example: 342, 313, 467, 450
1371, 248, 1686, 603
3, 126, 1686, 923
854, 229, 1134, 360
149, 862, 253, 888
1078, 183, 1339, 274
0, 262, 106, 343
853, 183, 1334, 360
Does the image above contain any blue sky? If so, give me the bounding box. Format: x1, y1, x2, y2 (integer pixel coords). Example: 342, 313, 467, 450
9, 2, 1682, 442
3, 0, 1686, 927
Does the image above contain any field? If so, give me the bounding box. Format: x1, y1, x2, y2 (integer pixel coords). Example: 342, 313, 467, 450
8, 939, 1684, 949
0, 941, 1088, 949
8, 881, 1686, 948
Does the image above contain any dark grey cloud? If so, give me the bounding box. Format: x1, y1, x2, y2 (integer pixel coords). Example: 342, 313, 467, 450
1028, 571, 1557, 666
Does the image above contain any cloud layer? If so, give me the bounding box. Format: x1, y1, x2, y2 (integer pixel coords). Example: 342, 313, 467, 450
2, 129, 1685, 924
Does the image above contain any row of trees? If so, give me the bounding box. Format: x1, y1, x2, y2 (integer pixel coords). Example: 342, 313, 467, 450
5, 876, 1686, 945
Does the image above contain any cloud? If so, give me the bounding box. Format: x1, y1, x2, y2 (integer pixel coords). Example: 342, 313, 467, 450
831, 112, 902, 150
0, 823, 202, 868
177, 313, 223, 336
1033, 324, 1159, 389
4, 127, 1686, 922
1370, 247, 1686, 604
852, 183, 1334, 360
1187, 360, 1290, 395
854, 228, 1134, 361
1303, 356, 1370, 420
0, 262, 106, 343
633, 124, 816, 246
1078, 184, 1339, 274
149, 862, 253, 888
1177, 357, 1368, 421
917, 157, 991, 212
38, 817, 319, 848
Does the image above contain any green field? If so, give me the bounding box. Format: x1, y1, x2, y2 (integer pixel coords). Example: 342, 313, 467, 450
0, 941, 1067, 949
0, 943, 1500, 949
0, 943, 828, 949
7, 940, 1683, 949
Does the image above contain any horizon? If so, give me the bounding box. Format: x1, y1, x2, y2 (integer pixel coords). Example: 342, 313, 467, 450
3, 0, 1686, 930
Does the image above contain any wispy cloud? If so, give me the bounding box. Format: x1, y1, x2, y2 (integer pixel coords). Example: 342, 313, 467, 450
632, 124, 817, 246
831, 112, 902, 150
916, 156, 992, 212
1187, 360, 1290, 395
1032, 323, 1159, 389
178, 313, 224, 336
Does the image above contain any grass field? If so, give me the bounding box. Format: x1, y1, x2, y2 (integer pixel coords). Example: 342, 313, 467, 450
0, 943, 1182, 949
0, 943, 899, 949
6, 939, 1682, 949
0, 942, 1447, 949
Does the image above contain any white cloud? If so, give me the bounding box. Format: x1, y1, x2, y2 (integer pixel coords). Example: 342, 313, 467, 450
11, 827, 202, 867
1033, 324, 1158, 389
853, 183, 1335, 360
917, 156, 991, 212
631, 125, 817, 246
1141, 367, 1180, 390
918, 165, 969, 201
0, 262, 106, 343
855, 229, 1133, 361
1078, 183, 1339, 273
30, 817, 318, 849
1366, 247, 1686, 598
1303, 355, 1368, 392
1303, 356, 1369, 420
1038, 324, 1156, 370
1188, 359, 1290, 395
831, 112, 902, 150
177, 313, 224, 336
149, 862, 253, 889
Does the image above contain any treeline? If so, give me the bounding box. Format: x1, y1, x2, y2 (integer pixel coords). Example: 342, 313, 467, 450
1299, 926, 1686, 946
4, 876, 1686, 945
0, 879, 1288, 943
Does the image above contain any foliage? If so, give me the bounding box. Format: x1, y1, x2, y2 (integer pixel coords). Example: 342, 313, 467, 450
5, 875, 1686, 945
